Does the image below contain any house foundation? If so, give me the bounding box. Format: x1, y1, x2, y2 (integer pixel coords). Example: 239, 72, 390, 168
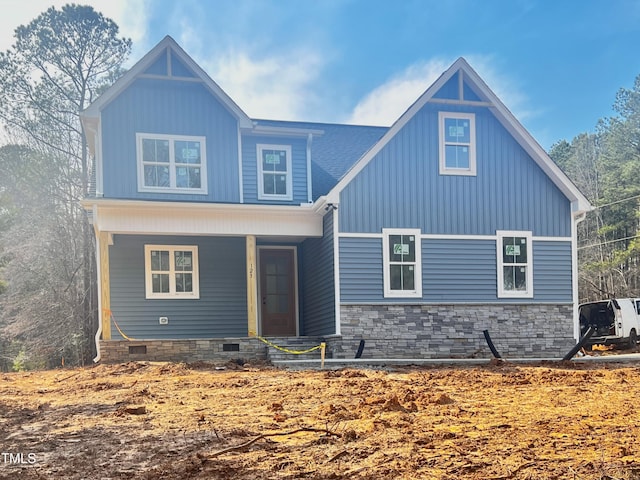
98, 336, 327, 364
98, 338, 268, 363
328, 304, 575, 359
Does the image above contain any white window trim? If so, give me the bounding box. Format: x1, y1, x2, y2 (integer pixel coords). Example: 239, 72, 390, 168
382, 228, 422, 298
496, 230, 533, 298
136, 133, 208, 194
144, 245, 200, 299
257, 144, 293, 201
438, 111, 476, 176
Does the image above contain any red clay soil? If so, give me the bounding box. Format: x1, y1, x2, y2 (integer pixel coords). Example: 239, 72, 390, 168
1, 360, 640, 479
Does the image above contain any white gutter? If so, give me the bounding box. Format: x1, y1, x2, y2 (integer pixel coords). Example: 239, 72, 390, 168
249, 124, 324, 137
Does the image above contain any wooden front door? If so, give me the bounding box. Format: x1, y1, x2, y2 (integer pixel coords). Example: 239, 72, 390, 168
259, 248, 297, 336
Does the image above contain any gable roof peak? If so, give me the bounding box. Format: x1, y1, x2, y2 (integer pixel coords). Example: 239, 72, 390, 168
81, 35, 252, 129
324, 56, 591, 214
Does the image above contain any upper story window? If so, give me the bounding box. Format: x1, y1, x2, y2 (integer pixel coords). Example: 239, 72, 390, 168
257, 144, 292, 201
497, 231, 533, 298
382, 228, 422, 298
144, 245, 200, 299
438, 112, 476, 176
136, 133, 207, 194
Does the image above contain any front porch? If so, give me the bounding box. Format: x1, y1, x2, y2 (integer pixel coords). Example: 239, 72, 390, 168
88, 199, 337, 354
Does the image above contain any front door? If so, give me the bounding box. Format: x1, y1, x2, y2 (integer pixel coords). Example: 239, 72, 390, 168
259, 248, 297, 336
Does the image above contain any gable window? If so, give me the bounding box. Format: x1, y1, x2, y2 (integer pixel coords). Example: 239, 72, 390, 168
144, 245, 200, 299
257, 144, 292, 200
382, 229, 422, 298
137, 133, 207, 194
438, 112, 476, 176
496, 231, 533, 298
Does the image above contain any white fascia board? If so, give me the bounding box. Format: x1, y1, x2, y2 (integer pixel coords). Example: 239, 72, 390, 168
324, 57, 592, 215
82, 36, 252, 129
84, 200, 323, 237
248, 125, 325, 137
81, 115, 99, 155
457, 63, 592, 214
324, 59, 466, 204
82, 36, 175, 119
485, 105, 592, 214
167, 39, 252, 128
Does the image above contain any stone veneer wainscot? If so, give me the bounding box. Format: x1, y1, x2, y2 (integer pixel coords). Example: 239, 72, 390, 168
328, 304, 575, 359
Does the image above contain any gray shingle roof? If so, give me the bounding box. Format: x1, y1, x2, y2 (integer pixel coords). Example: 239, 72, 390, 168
252, 119, 388, 199
87, 119, 387, 201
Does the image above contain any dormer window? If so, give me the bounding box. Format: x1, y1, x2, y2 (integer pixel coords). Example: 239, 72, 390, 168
136, 133, 207, 194
438, 112, 476, 176
257, 144, 292, 200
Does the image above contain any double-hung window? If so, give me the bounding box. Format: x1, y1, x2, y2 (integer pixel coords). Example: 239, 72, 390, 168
257, 144, 292, 200
137, 133, 207, 194
438, 112, 476, 176
497, 231, 533, 298
144, 245, 200, 299
382, 229, 422, 298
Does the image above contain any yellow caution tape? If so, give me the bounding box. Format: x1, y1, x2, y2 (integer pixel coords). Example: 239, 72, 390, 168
103, 310, 324, 357
103, 309, 138, 341
256, 336, 324, 355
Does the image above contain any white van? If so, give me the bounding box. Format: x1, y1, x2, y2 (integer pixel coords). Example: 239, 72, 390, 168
578, 298, 640, 348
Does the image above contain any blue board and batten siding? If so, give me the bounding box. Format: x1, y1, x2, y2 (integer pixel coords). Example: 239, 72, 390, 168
339, 237, 573, 304
101, 78, 241, 202
241, 135, 309, 204
433, 72, 482, 102
300, 212, 335, 335
109, 235, 248, 339
339, 104, 572, 237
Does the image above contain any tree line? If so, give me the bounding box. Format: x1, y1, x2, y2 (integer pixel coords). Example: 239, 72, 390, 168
0, 4, 638, 370
549, 77, 640, 302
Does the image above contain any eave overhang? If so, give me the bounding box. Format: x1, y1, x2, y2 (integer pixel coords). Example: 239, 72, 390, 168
323, 57, 593, 216
81, 199, 323, 238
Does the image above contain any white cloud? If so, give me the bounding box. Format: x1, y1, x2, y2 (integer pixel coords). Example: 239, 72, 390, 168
171, 13, 326, 121
346, 58, 452, 126
464, 55, 540, 122
202, 48, 325, 120
347, 55, 538, 127
93, 0, 152, 59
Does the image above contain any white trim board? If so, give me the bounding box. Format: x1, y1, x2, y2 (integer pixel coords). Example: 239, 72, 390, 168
324, 58, 591, 215
256, 144, 293, 201
382, 228, 422, 298
338, 232, 571, 242
81, 36, 252, 129
85, 200, 323, 237
340, 301, 574, 306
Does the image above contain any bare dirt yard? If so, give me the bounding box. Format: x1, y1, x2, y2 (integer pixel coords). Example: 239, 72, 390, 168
1, 359, 640, 479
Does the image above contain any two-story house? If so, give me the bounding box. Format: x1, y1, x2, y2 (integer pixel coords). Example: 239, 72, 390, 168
81, 36, 591, 363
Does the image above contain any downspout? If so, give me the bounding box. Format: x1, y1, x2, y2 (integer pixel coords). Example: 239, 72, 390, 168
237, 124, 244, 203
332, 205, 341, 335
306, 133, 313, 203
572, 210, 587, 342
95, 128, 103, 197
93, 205, 102, 363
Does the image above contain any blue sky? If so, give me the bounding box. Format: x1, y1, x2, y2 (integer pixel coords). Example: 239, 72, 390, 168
1, 0, 640, 149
